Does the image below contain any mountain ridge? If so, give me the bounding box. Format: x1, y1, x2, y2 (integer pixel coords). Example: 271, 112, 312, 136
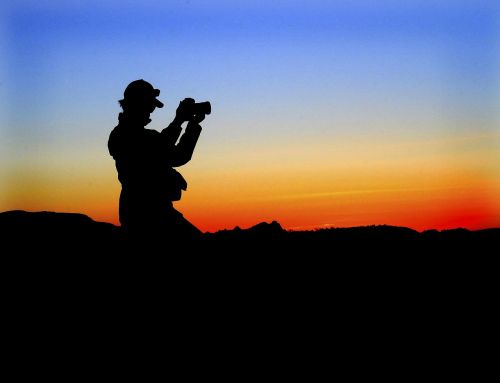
1, 209, 498, 240
3, 209, 498, 235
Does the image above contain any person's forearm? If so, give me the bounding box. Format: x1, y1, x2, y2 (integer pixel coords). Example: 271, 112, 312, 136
185, 121, 202, 133
170, 116, 185, 128
170, 122, 202, 167
161, 117, 184, 145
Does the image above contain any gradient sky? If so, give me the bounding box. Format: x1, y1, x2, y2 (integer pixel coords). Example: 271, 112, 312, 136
1, 0, 499, 232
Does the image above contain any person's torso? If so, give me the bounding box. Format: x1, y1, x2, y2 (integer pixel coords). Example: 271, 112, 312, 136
109, 122, 169, 193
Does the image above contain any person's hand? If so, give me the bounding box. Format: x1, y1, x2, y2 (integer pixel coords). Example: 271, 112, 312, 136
175, 98, 195, 122
191, 112, 206, 124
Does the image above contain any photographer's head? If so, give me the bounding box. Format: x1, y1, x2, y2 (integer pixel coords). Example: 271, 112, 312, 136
119, 79, 164, 123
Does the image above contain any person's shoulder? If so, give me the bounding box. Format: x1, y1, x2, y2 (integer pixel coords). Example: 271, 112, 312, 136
144, 128, 160, 136
108, 123, 136, 153
109, 123, 120, 135
108, 124, 126, 144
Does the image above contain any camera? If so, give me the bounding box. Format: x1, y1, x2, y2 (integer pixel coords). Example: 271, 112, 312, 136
188, 101, 211, 116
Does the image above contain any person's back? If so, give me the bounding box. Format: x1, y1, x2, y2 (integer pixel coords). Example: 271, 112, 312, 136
108, 79, 207, 241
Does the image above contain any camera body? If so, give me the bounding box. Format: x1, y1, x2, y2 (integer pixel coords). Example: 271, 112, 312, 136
188, 101, 211, 116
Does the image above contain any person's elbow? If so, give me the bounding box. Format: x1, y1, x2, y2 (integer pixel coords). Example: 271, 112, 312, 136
171, 153, 192, 167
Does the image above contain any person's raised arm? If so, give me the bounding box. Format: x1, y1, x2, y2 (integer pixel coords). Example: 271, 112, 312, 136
161, 98, 195, 146
170, 112, 204, 167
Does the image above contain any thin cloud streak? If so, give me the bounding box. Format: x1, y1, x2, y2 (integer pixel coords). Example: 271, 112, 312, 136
253, 187, 461, 202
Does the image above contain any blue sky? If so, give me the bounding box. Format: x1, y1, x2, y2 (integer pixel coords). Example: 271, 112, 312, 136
3, 1, 497, 132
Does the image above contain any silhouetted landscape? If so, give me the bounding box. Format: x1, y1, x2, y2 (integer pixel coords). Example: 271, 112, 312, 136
3, 208, 498, 316
2, 210, 498, 255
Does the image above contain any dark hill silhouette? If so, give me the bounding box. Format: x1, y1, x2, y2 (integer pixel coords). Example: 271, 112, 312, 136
204, 220, 286, 241
2, 209, 497, 319
0, 210, 123, 253
1, 210, 499, 255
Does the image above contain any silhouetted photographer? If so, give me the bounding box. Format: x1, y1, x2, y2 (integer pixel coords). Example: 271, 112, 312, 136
108, 79, 209, 241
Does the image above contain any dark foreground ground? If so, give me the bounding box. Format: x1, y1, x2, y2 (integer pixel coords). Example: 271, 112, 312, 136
1, 210, 497, 354
3, 209, 497, 304
1, 210, 498, 256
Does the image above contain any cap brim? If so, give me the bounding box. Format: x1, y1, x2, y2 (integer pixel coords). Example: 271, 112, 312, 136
153, 88, 163, 108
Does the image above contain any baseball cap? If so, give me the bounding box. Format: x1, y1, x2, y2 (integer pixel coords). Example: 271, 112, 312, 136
123, 79, 164, 108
